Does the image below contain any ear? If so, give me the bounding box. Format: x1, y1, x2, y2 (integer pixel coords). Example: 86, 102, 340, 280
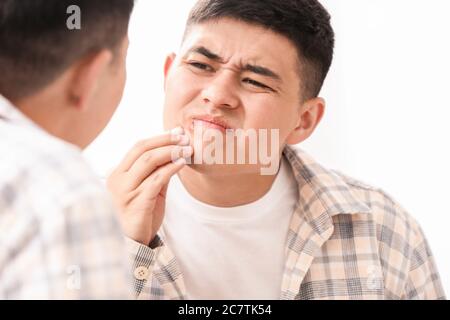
68, 49, 113, 111
285, 97, 325, 145
163, 53, 176, 90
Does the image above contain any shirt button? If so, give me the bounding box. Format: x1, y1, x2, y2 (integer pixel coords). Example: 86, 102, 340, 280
134, 266, 149, 281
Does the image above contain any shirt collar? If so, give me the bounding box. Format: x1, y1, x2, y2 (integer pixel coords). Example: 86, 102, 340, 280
1, 95, 22, 120
0, 94, 49, 133
283, 145, 371, 236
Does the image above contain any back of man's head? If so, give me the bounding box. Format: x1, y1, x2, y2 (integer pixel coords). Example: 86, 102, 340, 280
0, 0, 135, 102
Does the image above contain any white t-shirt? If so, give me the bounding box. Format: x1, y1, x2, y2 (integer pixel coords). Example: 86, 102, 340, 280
161, 158, 299, 300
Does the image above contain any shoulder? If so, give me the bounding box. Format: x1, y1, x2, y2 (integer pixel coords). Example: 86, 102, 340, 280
285, 146, 444, 298
334, 171, 435, 288
0, 123, 111, 218
335, 170, 424, 243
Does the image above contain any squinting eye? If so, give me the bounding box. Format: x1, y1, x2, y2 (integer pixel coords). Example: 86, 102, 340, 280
243, 78, 274, 91
189, 62, 214, 72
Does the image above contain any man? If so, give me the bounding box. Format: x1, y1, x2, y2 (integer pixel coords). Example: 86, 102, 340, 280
108, 0, 446, 300
0, 0, 145, 299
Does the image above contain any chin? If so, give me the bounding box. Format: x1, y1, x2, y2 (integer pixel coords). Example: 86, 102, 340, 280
186, 162, 262, 177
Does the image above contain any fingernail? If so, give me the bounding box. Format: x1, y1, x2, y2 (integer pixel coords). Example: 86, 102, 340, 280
170, 134, 181, 143
182, 146, 194, 157
171, 126, 184, 136
178, 135, 190, 146
174, 157, 187, 165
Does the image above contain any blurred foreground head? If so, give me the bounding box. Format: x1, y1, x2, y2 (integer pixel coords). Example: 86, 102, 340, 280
0, 0, 135, 148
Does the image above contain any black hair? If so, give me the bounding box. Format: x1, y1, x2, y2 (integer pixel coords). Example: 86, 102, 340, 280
0, 0, 135, 101
186, 0, 334, 100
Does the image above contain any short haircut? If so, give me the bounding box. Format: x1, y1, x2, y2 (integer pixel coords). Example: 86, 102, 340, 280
0, 0, 135, 101
185, 0, 335, 100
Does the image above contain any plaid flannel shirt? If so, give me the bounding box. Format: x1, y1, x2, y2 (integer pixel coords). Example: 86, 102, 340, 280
127, 146, 445, 300
0, 96, 132, 299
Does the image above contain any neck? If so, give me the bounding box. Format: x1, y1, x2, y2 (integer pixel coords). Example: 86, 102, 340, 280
12, 68, 87, 149
16, 97, 75, 142
14, 90, 86, 149
177, 164, 280, 208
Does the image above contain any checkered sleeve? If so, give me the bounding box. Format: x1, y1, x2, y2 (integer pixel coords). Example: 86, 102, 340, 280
403, 225, 446, 300
125, 237, 159, 298
125, 236, 187, 300
49, 190, 133, 299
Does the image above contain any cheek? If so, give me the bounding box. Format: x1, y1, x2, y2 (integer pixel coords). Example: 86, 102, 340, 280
168, 69, 201, 102
277, 108, 301, 145
241, 96, 282, 129
101, 69, 126, 115
109, 66, 127, 107
241, 98, 297, 146
164, 69, 202, 127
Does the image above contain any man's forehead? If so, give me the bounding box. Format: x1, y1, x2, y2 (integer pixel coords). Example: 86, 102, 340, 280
181, 19, 298, 67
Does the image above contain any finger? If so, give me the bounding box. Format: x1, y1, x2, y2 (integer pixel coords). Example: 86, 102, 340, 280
116, 127, 187, 172
127, 145, 193, 190
140, 157, 187, 200
160, 183, 169, 199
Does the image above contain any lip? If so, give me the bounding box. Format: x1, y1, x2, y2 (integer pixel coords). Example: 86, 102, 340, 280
190, 115, 232, 133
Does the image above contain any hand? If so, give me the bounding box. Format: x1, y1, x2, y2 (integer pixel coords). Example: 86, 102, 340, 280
107, 127, 192, 245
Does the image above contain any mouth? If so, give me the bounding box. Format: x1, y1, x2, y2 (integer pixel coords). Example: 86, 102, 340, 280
190, 115, 231, 133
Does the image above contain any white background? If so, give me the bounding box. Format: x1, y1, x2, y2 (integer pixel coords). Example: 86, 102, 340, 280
84, 0, 450, 295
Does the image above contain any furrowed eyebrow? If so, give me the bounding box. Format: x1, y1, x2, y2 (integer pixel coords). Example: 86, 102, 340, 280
187, 46, 224, 63
243, 64, 282, 82
186, 45, 282, 83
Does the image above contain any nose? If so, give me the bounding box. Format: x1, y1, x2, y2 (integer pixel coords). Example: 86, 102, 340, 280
201, 71, 240, 110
